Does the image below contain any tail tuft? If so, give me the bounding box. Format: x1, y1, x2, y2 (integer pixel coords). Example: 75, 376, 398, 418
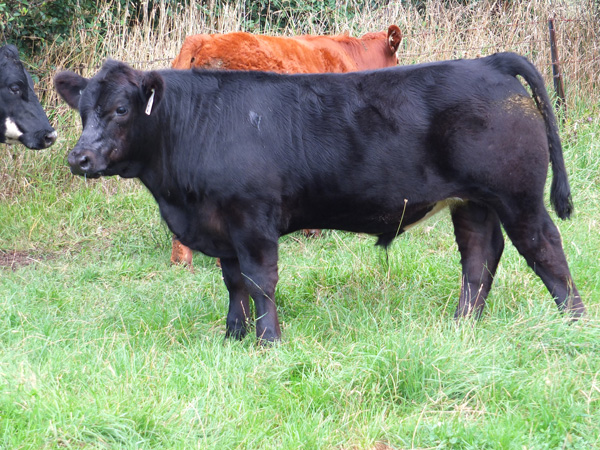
551, 170, 573, 220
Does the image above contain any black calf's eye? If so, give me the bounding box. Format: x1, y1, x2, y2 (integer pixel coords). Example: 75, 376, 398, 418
9, 84, 21, 95
116, 106, 128, 116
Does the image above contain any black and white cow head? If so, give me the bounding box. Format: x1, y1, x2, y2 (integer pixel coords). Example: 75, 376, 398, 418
0, 45, 56, 149
54, 60, 164, 178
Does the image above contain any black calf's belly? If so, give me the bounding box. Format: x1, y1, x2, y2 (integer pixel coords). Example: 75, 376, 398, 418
170, 195, 462, 256
287, 199, 455, 237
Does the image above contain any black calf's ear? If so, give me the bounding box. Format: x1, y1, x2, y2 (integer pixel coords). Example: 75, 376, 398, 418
55, 71, 89, 110
0, 44, 19, 62
140, 71, 164, 116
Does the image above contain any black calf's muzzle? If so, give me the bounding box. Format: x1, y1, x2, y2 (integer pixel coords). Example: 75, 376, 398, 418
68, 147, 103, 178
22, 128, 57, 150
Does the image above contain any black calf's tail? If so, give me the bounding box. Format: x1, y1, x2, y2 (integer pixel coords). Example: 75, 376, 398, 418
488, 52, 573, 220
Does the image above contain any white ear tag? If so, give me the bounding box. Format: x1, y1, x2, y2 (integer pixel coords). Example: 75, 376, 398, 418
145, 89, 155, 116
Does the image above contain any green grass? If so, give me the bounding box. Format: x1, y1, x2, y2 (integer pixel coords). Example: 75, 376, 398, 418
1, 114, 599, 449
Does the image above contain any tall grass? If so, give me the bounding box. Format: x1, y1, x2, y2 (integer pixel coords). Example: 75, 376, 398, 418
1, 1, 600, 448
32, 0, 600, 105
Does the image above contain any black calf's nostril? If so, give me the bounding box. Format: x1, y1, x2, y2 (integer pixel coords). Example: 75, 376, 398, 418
79, 155, 90, 170
44, 130, 57, 146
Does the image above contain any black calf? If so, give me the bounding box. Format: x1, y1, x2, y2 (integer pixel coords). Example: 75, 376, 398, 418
55, 52, 584, 342
0, 45, 56, 149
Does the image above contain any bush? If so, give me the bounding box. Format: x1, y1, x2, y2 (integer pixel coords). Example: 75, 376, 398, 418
222, 0, 388, 33
0, 0, 392, 57
1, 1, 97, 55
0, 0, 169, 57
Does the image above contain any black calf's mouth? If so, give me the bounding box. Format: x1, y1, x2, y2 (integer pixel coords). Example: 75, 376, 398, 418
70, 166, 102, 179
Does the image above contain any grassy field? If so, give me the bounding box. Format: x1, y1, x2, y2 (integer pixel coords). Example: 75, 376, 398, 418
2, 1, 600, 449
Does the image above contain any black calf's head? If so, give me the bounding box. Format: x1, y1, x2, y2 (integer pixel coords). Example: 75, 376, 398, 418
0, 45, 56, 149
55, 60, 164, 178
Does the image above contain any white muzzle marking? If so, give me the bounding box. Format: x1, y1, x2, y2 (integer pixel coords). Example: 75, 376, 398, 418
4, 118, 23, 142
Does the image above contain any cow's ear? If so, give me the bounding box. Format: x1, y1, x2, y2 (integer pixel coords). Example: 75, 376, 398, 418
140, 71, 164, 116
54, 71, 89, 110
0, 44, 19, 63
387, 25, 402, 54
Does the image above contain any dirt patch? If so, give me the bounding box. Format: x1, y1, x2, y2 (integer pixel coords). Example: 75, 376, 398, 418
0, 249, 51, 271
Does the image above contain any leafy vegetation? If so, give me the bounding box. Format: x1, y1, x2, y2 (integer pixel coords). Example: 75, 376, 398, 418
1, 0, 100, 54
1, 0, 375, 56
0, 0, 513, 57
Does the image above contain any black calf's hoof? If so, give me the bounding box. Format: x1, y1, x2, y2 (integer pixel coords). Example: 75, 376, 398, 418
225, 324, 250, 340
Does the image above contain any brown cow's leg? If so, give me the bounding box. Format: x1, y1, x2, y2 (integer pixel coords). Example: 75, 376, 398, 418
220, 257, 252, 339
451, 202, 504, 318
170, 237, 193, 267
499, 205, 585, 318
301, 229, 322, 238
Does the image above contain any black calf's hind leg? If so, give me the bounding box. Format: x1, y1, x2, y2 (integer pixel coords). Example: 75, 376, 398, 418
220, 257, 252, 339
451, 202, 505, 318
501, 207, 585, 318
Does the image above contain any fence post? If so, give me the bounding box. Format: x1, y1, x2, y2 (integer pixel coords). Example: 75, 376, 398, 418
548, 16, 566, 119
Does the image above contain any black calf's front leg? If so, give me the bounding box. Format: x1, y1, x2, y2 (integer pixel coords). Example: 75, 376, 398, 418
220, 257, 252, 339
229, 234, 282, 343
451, 202, 505, 318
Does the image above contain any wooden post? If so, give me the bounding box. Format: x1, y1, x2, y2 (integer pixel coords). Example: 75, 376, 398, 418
548, 17, 566, 118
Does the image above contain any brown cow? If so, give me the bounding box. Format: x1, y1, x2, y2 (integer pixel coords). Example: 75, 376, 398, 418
171, 26, 401, 72
169, 26, 402, 266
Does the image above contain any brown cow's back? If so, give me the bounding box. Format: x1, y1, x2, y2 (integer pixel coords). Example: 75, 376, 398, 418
171, 26, 401, 73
